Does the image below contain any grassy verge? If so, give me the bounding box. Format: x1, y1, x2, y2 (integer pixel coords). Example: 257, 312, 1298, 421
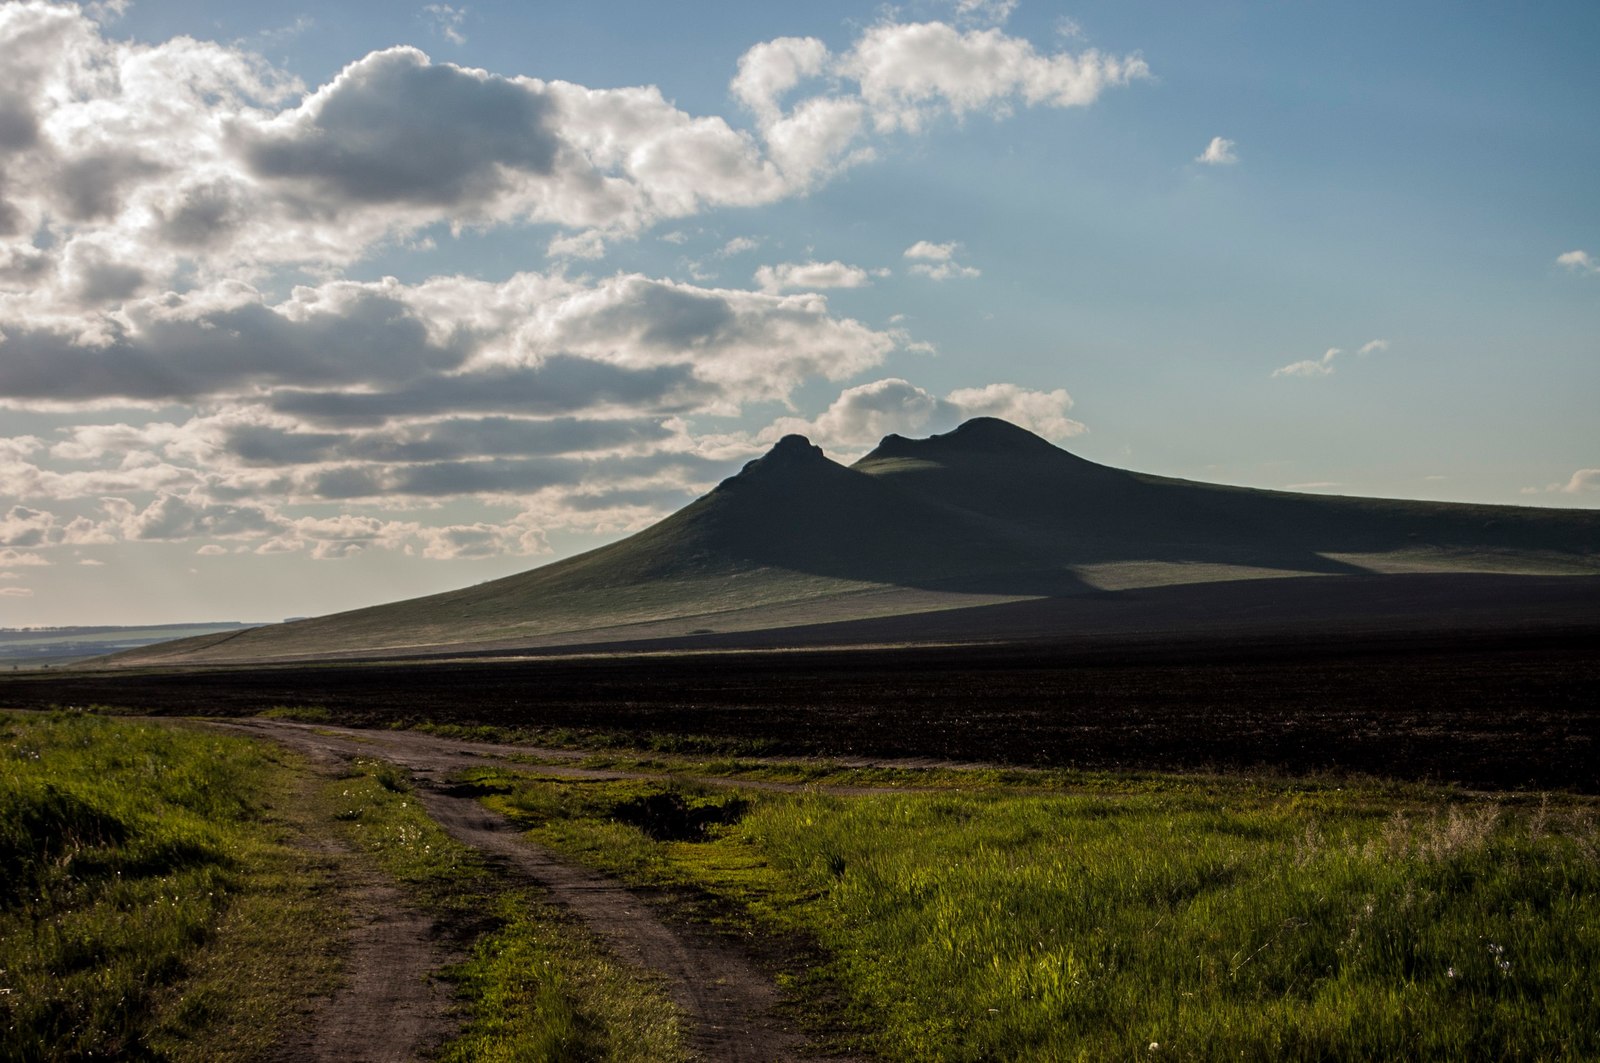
326, 756, 686, 1062
398, 717, 777, 757
0, 710, 342, 1062
462, 765, 1600, 1061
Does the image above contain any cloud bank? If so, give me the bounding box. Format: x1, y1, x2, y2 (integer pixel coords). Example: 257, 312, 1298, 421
0, 3, 1129, 573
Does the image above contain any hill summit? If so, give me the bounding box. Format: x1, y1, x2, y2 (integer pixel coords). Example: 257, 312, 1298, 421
112, 418, 1600, 664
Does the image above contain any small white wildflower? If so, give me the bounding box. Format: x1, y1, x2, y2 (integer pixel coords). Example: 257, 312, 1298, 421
1446, 966, 1456, 979
1149, 1042, 1161, 1051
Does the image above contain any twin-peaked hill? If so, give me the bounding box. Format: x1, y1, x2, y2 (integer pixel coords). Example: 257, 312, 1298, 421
113, 418, 1600, 665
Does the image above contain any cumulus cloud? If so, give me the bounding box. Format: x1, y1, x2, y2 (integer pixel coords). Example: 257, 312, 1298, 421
0, 6, 1151, 594
105, 493, 281, 541
0, 505, 114, 547
910, 261, 982, 281
729, 18, 1147, 190
754, 260, 875, 293
905, 240, 957, 261
0, 280, 470, 405
837, 21, 1149, 134
1557, 250, 1598, 274
731, 36, 831, 125
0, 548, 50, 567
1196, 136, 1237, 165
1527, 468, 1600, 496
0, 505, 59, 547
1561, 469, 1600, 493
761, 377, 1084, 453
0, 6, 1147, 315
945, 382, 1086, 439
0, 271, 896, 410
904, 240, 980, 280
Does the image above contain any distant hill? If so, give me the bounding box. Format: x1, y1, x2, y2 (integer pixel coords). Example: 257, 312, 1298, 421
108, 418, 1600, 665
1, 622, 262, 669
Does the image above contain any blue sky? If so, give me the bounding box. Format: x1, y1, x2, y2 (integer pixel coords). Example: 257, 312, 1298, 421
0, 0, 1596, 625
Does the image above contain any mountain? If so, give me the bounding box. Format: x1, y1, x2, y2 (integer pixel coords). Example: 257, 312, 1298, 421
110, 418, 1600, 665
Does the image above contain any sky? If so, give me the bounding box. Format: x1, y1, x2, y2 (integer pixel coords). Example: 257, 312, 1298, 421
0, 0, 1597, 627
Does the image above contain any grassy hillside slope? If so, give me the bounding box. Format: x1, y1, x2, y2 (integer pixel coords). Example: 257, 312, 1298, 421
111, 419, 1600, 664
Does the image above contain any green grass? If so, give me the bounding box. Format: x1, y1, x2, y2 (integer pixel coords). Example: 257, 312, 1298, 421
468, 766, 1600, 1061
0, 711, 686, 1061
328, 756, 687, 1062
402, 717, 779, 758
0, 710, 343, 1062
258, 704, 334, 723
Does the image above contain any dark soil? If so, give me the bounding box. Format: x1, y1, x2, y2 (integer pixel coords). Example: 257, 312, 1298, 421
8, 621, 1598, 792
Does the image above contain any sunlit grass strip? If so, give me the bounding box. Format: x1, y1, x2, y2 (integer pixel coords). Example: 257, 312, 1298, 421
480, 769, 1600, 1061
755, 792, 1600, 1061
329, 758, 686, 1062
0, 710, 341, 1062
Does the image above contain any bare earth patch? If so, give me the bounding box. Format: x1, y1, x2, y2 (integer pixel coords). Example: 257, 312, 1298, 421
222, 719, 820, 1062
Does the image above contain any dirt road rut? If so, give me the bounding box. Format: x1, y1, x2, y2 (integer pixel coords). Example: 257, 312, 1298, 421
221, 718, 812, 1063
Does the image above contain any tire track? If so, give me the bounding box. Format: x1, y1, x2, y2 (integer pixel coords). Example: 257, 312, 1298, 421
219, 719, 817, 1063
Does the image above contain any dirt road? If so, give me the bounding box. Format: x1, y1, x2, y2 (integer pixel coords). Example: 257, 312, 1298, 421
219, 718, 817, 1063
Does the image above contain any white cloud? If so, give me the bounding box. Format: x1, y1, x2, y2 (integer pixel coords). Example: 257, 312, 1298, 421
1273, 339, 1389, 378
0, 505, 57, 547
910, 261, 982, 280
1273, 347, 1340, 378
252, 15, 315, 47
1557, 250, 1598, 274
729, 18, 1147, 192
0, 548, 50, 567
422, 4, 467, 46
837, 21, 1150, 134
946, 382, 1085, 440
1556, 469, 1600, 494
0, 271, 898, 412
1196, 136, 1237, 165
954, 0, 1020, 27
731, 36, 830, 124
719, 236, 761, 257
904, 240, 980, 280
761, 377, 1084, 454
904, 240, 957, 261
0, 8, 1153, 583
547, 231, 609, 260
754, 260, 874, 293
0, 8, 1147, 323
0, 586, 33, 597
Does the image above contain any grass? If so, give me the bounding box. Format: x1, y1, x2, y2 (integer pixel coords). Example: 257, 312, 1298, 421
464, 765, 1600, 1061
326, 756, 687, 1062
0, 709, 343, 1062
258, 704, 334, 723
1, 710, 687, 1062
401, 717, 779, 757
